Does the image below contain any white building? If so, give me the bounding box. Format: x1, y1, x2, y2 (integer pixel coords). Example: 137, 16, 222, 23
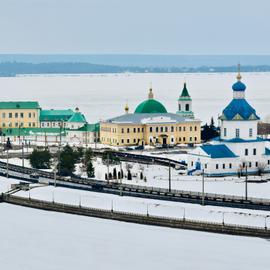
188, 71, 270, 176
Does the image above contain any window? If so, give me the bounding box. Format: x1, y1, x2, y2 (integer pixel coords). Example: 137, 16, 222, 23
268, 160, 270, 165
29, 123, 32, 127
235, 128, 240, 138
191, 161, 194, 166
223, 164, 225, 169
9, 113, 12, 118
249, 162, 252, 168
2, 123, 5, 127
160, 127, 163, 132
185, 104, 189, 111
52, 123, 55, 127
253, 148, 257, 155
138, 128, 140, 132
20, 113, 24, 118
216, 164, 219, 170
195, 126, 197, 131
171, 126, 174, 132
15, 122, 18, 127
2, 113, 5, 118
229, 163, 232, 169
171, 137, 174, 143
255, 162, 258, 167
249, 128, 253, 137
42, 123, 45, 127
190, 126, 192, 131
205, 164, 207, 169
121, 139, 124, 144
242, 162, 246, 168
165, 127, 168, 132
47, 123, 50, 127
190, 137, 192, 141
194, 137, 197, 141
33, 113, 36, 117
127, 139, 130, 143
245, 149, 248, 156
150, 138, 152, 143
224, 128, 227, 137
183, 137, 186, 141
133, 128, 136, 133
179, 126, 182, 132
33, 123, 36, 127
149, 127, 152, 132
127, 128, 130, 133
133, 138, 136, 143
15, 113, 18, 118
28, 113, 32, 118
156, 127, 159, 132
183, 127, 186, 132
179, 137, 182, 142
142, 128, 144, 132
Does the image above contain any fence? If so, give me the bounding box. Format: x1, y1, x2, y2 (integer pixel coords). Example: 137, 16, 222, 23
1, 193, 269, 238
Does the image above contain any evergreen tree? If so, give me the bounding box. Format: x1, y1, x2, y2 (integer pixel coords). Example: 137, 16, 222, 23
86, 160, 95, 178
59, 145, 77, 176
29, 149, 52, 169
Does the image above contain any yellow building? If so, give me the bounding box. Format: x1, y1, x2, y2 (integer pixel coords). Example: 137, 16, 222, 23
0, 101, 40, 129
100, 86, 201, 147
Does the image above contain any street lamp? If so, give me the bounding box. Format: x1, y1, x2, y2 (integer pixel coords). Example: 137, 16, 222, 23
202, 169, 205, 206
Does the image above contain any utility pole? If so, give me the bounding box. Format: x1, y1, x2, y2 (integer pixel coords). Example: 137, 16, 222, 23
6, 149, 9, 178
58, 122, 63, 176
107, 152, 110, 184
202, 169, 205, 206
22, 141, 24, 168
168, 160, 171, 192
245, 165, 248, 201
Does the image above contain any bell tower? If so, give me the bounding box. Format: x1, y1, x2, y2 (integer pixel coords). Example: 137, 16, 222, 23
177, 82, 194, 119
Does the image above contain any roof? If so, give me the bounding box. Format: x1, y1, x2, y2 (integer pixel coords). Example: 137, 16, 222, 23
0, 101, 40, 109
104, 113, 200, 125
179, 83, 191, 99
200, 144, 238, 159
40, 109, 74, 121
2, 127, 67, 136
135, 99, 167, 114
68, 112, 86, 123
221, 99, 260, 121
212, 137, 265, 143
232, 81, 246, 92
77, 123, 100, 132
265, 148, 270, 155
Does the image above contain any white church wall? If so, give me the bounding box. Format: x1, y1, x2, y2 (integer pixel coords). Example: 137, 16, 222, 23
220, 120, 258, 140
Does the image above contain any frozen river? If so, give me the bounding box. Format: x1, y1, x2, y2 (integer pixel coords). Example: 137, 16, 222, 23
0, 72, 269, 123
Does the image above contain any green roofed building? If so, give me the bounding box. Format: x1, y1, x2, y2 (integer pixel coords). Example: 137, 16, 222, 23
0, 101, 41, 129
177, 83, 194, 119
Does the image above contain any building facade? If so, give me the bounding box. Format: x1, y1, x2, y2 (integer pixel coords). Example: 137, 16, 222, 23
0, 101, 40, 129
188, 71, 270, 176
100, 86, 201, 147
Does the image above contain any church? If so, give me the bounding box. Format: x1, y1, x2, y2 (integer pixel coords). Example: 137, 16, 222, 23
100, 84, 201, 147
188, 70, 270, 176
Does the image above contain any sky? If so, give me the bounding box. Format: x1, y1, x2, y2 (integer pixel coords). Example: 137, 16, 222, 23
0, 0, 270, 54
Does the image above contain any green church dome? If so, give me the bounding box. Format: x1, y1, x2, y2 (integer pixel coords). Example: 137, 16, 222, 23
134, 88, 167, 114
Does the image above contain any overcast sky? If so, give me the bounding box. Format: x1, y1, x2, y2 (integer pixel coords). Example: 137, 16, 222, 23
0, 0, 269, 54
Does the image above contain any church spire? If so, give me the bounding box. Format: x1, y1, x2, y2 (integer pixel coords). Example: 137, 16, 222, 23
148, 83, 154, 99
180, 82, 190, 97
237, 63, 242, 81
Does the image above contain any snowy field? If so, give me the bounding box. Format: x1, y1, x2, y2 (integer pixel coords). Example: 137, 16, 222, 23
0, 72, 270, 123
0, 203, 270, 270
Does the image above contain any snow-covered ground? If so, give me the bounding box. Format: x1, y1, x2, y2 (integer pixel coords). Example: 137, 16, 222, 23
0, 203, 270, 270
1, 176, 270, 228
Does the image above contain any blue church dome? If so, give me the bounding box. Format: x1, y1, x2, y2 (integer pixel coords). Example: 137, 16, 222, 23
232, 81, 246, 91
222, 99, 259, 120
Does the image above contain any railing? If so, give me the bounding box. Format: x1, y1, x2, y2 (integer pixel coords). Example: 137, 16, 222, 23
1, 193, 269, 238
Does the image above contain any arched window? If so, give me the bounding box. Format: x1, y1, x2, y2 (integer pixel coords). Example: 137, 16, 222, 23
185, 104, 189, 111
179, 104, 181, 111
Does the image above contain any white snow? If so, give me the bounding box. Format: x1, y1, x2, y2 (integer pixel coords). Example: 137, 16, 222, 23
0, 203, 270, 270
